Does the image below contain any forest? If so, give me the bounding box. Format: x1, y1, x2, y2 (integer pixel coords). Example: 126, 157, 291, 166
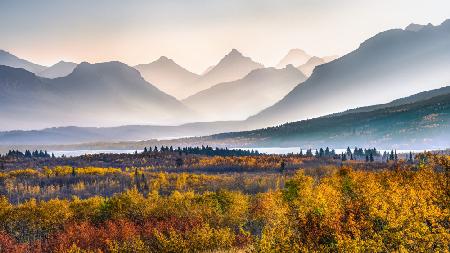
0, 149, 448, 252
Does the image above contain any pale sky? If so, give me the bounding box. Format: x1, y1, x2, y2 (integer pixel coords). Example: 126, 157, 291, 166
1, 0, 449, 73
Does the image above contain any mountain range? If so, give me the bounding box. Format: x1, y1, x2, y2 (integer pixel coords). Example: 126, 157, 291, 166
183, 65, 306, 121
0, 50, 47, 74
37, 61, 77, 78
0, 62, 192, 130
1, 85, 448, 146
1, 19, 450, 150
247, 19, 450, 128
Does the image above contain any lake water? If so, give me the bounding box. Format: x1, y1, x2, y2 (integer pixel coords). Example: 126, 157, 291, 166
50, 147, 428, 157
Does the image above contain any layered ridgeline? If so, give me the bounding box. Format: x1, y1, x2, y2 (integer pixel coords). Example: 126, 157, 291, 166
276, 49, 312, 68
248, 20, 450, 128
1, 85, 448, 146
0, 62, 193, 130
134, 56, 200, 100
183, 65, 306, 121
188, 49, 264, 97
37, 61, 77, 78
0, 50, 47, 73
207, 89, 450, 149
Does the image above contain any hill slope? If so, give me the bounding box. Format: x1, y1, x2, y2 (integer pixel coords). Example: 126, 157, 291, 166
37, 61, 77, 78
210, 92, 450, 149
0, 50, 47, 73
248, 20, 450, 128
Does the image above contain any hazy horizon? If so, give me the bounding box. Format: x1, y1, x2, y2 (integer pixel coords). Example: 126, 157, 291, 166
1, 0, 449, 73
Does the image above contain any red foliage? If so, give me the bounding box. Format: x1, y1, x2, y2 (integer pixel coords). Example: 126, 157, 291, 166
0, 231, 29, 253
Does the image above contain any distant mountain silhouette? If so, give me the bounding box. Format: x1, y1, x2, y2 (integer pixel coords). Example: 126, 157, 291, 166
37, 61, 77, 78
297, 56, 326, 77
189, 49, 263, 97
183, 65, 307, 121
0, 62, 192, 130
276, 49, 311, 68
134, 56, 200, 99
201, 65, 215, 75
247, 19, 450, 127
0, 50, 47, 73
405, 23, 433, 32
209, 91, 450, 149
322, 55, 339, 63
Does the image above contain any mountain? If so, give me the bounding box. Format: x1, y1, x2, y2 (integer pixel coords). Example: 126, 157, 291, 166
330, 85, 450, 117
0, 62, 193, 130
10, 87, 448, 149
297, 56, 326, 77
183, 65, 307, 121
0, 121, 249, 145
189, 49, 264, 97
134, 56, 200, 99
276, 49, 311, 68
37, 61, 77, 78
405, 23, 433, 32
202, 65, 215, 75
0, 50, 47, 73
247, 19, 450, 128
208, 92, 450, 149
322, 55, 339, 63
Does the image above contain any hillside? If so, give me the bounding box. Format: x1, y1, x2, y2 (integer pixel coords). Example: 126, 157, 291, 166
247, 20, 450, 128
0, 50, 47, 73
37, 61, 77, 78
210, 93, 450, 149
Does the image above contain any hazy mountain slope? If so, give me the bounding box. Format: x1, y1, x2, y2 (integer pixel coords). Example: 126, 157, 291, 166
37, 61, 77, 78
190, 49, 263, 96
247, 20, 450, 128
0, 120, 251, 145
2, 86, 448, 146
0, 50, 47, 73
0, 62, 193, 130
331, 85, 450, 117
276, 49, 311, 68
297, 56, 326, 77
210, 93, 450, 149
134, 56, 200, 99
183, 65, 307, 121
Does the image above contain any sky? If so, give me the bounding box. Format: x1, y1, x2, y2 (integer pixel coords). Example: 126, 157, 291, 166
0, 0, 449, 73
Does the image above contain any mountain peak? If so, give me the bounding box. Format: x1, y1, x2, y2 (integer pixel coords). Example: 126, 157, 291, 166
156, 56, 174, 63
227, 48, 243, 58
277, 48, 311, 68
405, 23, 433, 32
71, 61, 139, 80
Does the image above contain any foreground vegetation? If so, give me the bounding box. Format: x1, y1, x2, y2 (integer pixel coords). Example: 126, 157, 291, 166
0, 152, 448, 252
